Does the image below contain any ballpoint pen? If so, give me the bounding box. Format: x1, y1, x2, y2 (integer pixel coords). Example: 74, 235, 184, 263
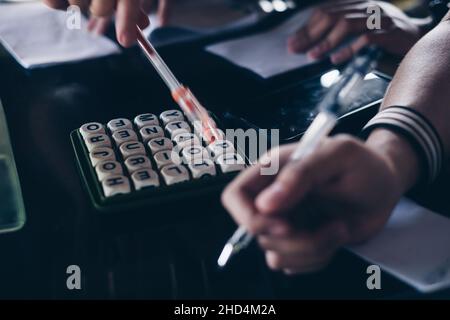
136, 26, 223, 143
217, 46, 382, 268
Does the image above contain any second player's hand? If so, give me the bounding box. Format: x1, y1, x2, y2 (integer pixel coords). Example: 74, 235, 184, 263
288, 0, 428, 64
44, 0, 174, 47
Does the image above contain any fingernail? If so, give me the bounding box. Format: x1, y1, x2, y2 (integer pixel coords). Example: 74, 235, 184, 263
287, 36, 297, 46
331, 52, 347, 65
287, 39, 297, 53
118, 33, 128, 47
330, 55, 339, 64
288, 46, 295, 54
87, 19, 96, 32
308, 46, 321, 58
119, 31, 136, 48
288, 43, 299, 54
94, 24, 104, 35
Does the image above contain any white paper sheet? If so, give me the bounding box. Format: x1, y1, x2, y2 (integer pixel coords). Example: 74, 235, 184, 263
349, 198, 450, 293
206, 8, 316, 78
0, 2, 120, 69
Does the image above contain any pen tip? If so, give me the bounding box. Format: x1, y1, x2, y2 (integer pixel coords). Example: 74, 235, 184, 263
217, 243, 234, 268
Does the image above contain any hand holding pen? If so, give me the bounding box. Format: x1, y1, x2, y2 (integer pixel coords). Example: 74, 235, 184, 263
219, 47, 382, 269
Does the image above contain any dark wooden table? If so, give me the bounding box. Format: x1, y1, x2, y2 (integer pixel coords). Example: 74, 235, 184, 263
1, 33, 449, 299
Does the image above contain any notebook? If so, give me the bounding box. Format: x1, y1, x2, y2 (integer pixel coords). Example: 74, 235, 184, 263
349, 198, 450, 293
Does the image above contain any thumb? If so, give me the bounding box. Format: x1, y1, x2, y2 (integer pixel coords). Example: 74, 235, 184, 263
254, 161, 314, 216
255, 137, 354, 215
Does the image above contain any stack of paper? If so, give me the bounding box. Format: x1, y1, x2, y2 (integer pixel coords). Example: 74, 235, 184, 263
349, 198, 450, 293
0, 2, 120, 69
206, 8, 315, 78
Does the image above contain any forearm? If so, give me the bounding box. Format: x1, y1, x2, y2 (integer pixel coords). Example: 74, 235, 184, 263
381, 18, 450, 156
364, 16, 450, 191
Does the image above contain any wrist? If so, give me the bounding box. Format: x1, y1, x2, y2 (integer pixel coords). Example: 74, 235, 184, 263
366, 128, 421, 194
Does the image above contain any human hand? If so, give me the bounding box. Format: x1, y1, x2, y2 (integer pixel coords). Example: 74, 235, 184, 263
221, 131, 419, 274
288, 1, 427, 64
44, 0, 174, 47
